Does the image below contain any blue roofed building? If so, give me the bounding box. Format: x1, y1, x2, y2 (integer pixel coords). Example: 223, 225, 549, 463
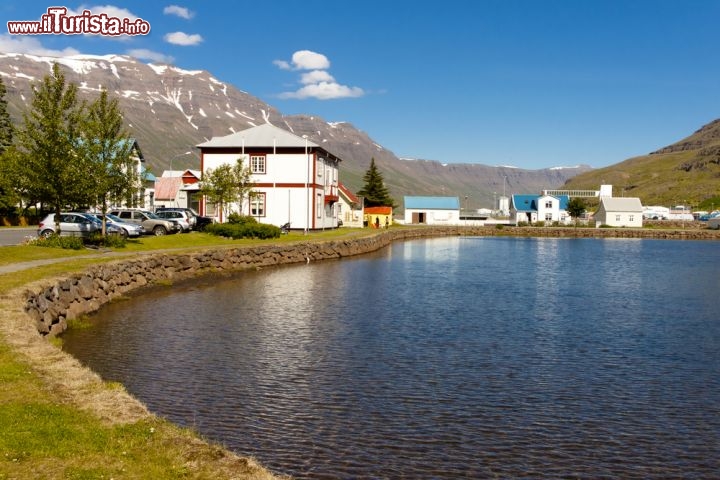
510, 194, 571, 225
404, 196, 460, 225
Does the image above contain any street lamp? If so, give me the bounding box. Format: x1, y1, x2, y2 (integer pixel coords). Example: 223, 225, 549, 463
464, 195, 469, 226
170, 151, 192, 173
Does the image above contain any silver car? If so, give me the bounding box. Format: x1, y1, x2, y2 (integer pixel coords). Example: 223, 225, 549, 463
89, 213, 145, 238
109, 209, 180, 236
37, 213, 122, 238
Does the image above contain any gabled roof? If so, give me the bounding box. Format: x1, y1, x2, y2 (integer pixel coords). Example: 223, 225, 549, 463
512, 194, 570, 211
338, 183, 359, 204
196, 123, 320, 149
404, 196, 460, 210
598, 197, 643, 212
511, 194, 538, 212
154, 177, 182, 200
365, 206, 393, 215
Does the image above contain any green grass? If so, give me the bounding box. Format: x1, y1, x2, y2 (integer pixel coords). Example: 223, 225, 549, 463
0, 227, 378, 480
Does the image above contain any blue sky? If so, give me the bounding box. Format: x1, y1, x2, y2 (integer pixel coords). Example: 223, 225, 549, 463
2, 0, 720, 170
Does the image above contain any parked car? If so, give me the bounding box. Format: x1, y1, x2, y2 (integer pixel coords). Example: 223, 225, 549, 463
155, 210, 192, 233
37, 212, 122, 238
708, 217, 720, 230
89, 213, 145, 238
156, 207, 214, 231
109, 209, 180, 236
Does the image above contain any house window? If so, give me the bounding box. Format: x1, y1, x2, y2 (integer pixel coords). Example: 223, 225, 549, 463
317, 193, 323, 218
545, 213, 553, 221
250, 155, 266, 174
250, 193, 265, 217
545, 201, 553, 208
615, 214, 621, 222
629, 215, 634, 222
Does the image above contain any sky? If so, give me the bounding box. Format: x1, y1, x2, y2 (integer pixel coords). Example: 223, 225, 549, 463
1, 0, 719, 170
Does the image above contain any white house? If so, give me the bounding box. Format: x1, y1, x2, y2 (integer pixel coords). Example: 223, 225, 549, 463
404, 196, 460, 225
595, 197, 643, 228
509, 194, 571, 225
337, 183, 364, 228
153, 170, 202, 211
197, 124, 341, 230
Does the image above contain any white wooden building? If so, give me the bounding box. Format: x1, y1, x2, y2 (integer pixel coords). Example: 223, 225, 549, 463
595, 197, 643, 228
196, 124, 341, 230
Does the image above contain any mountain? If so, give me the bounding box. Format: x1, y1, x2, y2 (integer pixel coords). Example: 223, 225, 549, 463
562, 119, 720, 207
0, 53, 590, 210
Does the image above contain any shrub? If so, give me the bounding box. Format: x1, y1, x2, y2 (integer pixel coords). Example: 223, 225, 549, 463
86, 233, 127, 248
30, 234, 85, 250
205, 221, 280, 239
495, 224, 505, 230
535, 221, 545, 227
227, 213, 258, 225
517, 221, 529, 227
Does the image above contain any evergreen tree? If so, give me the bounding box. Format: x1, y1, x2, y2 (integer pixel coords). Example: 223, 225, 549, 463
356, 157, 395, 207
201, 157, 254, 220
0, 76, 19, 214
82, 89, 136, 235
14, 63, 89, 233
0, 76, 11, 153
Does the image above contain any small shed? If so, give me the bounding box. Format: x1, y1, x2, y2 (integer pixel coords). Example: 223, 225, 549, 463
404, 196, 460, 225
364, 206, 393, 228
595, 197, 643, 228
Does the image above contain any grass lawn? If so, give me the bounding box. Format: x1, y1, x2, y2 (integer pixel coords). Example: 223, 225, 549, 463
0, 229, 381, 479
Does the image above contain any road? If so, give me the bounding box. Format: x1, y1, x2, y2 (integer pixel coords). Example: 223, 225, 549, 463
0, 227, 37, 246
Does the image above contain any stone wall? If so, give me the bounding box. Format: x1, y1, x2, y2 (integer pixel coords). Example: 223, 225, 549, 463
23, 226, 720, 336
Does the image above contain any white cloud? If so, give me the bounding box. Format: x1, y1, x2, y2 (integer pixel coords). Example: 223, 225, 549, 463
163, 31, 203, 46
279, 82, 364, 100
274, 50, 364, 100
274, 50, 330, 71
163, 5, 194, 19
127, 48, 174, 63
0, 34, 81, 56
300, 70, 334, 85
291, 50, 330, 70
273, 59, 291, 70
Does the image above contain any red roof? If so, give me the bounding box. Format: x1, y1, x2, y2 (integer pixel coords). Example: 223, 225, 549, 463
364, 206, 393, 215
338, 182, 359, 203
154, 177, 182, 200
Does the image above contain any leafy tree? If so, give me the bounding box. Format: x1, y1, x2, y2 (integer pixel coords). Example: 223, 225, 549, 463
356, 157, 395, 207
201, 157, 254, 221
14, 63, 89, 233
0, 76, 19, 214
82, 89, 137, 235
566, 197, 586, 226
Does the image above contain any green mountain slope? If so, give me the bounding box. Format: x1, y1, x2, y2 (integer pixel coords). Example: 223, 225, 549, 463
563, 119, 720, 208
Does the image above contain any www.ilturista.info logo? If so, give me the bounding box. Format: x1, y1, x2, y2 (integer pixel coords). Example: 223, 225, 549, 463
7, 7, 150, 36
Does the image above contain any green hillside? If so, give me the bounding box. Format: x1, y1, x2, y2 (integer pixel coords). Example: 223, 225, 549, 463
563, 119, 720, 210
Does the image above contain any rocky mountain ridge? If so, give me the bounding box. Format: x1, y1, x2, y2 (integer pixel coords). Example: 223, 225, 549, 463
0, 52, 591, 209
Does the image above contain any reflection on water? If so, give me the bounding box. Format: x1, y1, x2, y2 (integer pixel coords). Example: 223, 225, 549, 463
63, 238, 720, 479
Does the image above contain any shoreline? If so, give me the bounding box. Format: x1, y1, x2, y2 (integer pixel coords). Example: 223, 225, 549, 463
3, 225, 719, 478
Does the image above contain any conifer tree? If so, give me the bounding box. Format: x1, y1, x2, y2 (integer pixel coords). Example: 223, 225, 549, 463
0, 76, 19, 213
14, 63, 88, 232
356, 157, 395, 207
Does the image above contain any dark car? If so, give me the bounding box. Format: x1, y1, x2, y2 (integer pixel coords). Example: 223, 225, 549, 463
155, 207, 214, 231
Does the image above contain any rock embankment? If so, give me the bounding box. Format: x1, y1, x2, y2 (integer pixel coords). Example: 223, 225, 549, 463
23, 226, 720, 336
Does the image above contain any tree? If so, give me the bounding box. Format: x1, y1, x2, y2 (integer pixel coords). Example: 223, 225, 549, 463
566, 197, 586, 226
200, 157, 254, 221
0, 76, 19, 214
82, 89, 137, 235
356, 157, 395, 207
14, 63, 89, 233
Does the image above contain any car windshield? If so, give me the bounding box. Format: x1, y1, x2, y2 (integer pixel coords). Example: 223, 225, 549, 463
143, 211, 161, 219
81, 214, 101, 224
105, 213, 125, 223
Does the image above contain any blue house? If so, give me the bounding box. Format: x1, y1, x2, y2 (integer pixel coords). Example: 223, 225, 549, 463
509, 194, 570, 225
404, 196, 460, 224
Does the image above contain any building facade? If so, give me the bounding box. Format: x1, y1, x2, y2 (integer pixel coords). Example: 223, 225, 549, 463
404, 196, 460, 225
197, 124, 341, 230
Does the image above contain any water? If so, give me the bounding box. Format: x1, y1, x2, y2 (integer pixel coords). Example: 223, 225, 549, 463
63, 237, 720, 478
